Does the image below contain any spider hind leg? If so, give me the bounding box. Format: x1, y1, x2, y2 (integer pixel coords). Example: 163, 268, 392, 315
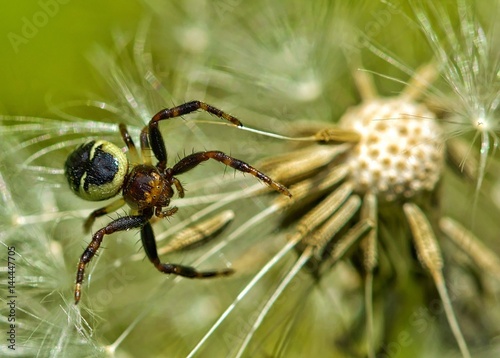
75, 214, 149, 304
141, 222, 234, 279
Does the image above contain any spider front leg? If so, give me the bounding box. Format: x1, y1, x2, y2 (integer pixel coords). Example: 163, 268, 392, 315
75, 214, 150, 304
172, 151, 292, 197
140, 222, 234, 278
148, 101, 243, 170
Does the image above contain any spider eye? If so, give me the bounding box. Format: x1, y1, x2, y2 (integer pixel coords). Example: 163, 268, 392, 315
64, 140, 128, 201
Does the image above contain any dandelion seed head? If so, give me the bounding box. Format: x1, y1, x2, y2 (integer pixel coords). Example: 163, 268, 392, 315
473, 114, 491, 132
340, 97, 444, 201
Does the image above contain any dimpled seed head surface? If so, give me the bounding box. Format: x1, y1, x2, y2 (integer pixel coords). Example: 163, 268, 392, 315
339, 98, 444, 201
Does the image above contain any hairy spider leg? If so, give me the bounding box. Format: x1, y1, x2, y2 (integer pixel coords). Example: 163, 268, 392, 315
141, 221, 234, 278
172, 151, 292, 197
75, 214, 150, 304
148, 101, 243, 171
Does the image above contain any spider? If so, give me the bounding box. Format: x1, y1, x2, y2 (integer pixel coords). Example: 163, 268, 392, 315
64, 100, 292, 304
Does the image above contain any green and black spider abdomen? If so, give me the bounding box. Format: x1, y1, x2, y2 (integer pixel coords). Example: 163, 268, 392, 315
64, 140, 128, 201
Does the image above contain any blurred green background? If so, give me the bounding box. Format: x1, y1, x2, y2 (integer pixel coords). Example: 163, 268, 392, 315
0, 1, 143, 116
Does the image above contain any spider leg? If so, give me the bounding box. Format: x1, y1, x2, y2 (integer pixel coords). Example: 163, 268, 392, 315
172, 151, 292, 197
119, 124, 140, 164
75, 214, 150, 304
172, 177, 185, 198
155, 206, 178, 218
83, 198, 126, 233
140, 126, 153, 165
148, 101, 243, 170
140, 221, 234, 279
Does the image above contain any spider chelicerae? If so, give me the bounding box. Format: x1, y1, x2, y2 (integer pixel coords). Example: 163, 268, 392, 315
64, 101, 291, 304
